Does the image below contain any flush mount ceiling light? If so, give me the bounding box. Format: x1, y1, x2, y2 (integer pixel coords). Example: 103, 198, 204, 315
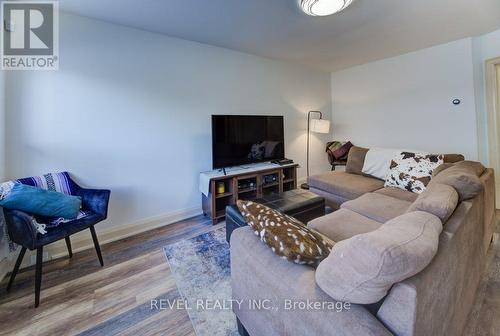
299, 0, 354, 16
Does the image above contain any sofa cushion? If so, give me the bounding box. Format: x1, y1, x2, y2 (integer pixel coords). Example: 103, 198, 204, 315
316, 211, 442, 304
341, 193, 412, 223
433, 163, 455, 177
345, 146, 369, 175
236, 200, 334, 267
435, 160, 486, 177
307, 171, 384, 201
384, 152, 444, 193
308, 208, 382, 242
407, 183, 459, 223
374, 187, 418, 202
431, 170, 483, 201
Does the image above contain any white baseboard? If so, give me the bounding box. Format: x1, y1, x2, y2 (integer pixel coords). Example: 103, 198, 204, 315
48, 206, 202, 259
0, 206, 202, 281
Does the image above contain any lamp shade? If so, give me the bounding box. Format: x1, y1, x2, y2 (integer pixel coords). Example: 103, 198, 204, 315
310, 119, 330, 134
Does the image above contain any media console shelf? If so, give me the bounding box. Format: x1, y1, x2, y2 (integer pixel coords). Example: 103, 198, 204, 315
202, 164, 298, 224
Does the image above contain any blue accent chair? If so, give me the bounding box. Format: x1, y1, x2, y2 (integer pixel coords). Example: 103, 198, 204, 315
2, 174, 110, 307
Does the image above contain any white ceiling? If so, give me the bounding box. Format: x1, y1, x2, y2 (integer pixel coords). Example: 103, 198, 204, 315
59, 0, 500, 72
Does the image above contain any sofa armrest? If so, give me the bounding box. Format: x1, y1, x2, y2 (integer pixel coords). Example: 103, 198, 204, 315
230, 227, 392, 336
3, 209, 38, 250
76, 188, 111, 218
377, 201, 483, 336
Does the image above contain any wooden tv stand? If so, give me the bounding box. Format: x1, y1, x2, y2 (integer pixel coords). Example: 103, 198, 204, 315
202, 164, 298, 224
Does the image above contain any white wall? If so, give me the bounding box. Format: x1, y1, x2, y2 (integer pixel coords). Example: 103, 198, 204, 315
480, 29, 500, 61
331, 38, 479, 160
5, 13, 332, 231
0, 70, 4, 180
0, 68, 6, 278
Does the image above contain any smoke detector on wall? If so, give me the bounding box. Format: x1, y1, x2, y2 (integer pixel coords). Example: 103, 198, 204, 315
298, 0, 354, 16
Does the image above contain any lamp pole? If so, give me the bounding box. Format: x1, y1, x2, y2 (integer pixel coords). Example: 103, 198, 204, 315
302, 110, 323, 189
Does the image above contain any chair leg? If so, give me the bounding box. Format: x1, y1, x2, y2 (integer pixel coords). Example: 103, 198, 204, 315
65, 236, 73, 258
35, 246, 43, 308
90, 226, 104, 267
6, 247, 27, 291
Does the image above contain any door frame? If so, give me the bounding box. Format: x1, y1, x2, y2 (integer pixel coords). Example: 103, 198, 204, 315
485, 57, 500, 208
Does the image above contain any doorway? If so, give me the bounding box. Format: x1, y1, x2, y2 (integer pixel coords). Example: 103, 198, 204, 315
486, 58, 500, 208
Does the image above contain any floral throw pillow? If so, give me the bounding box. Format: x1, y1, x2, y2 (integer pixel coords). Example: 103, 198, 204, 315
385, 152, 444, 193
236, 200, 334, 267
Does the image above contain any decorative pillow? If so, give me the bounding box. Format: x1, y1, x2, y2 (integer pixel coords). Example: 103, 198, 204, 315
0, 183, 81, 219
332, 141, 353, 160
385, 152, 444, 193
345, 146, 369, 175
236, 200, 334, 266
406, 183, 459, 223
316, 211, 442, 304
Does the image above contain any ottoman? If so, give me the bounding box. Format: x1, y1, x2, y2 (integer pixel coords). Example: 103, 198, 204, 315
225, 189, 325, 243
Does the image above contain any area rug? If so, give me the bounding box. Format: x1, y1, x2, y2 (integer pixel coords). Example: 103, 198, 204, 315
163, 226, 239, 336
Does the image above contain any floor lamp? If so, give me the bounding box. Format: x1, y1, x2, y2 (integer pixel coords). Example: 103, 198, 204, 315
301, 111, 331, 189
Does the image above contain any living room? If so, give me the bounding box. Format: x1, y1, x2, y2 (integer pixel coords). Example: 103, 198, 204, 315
0, 0, 499, 335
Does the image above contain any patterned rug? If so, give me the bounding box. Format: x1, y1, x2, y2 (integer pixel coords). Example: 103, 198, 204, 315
163, 226, 238, 336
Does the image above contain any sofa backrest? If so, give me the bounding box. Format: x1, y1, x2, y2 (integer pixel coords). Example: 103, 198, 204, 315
345, 146, 465, 177
376, 168, 495, 336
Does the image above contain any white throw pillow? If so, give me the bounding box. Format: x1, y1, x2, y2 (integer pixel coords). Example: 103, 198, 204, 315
385, 152, 444, 193
361, 148, 401, 180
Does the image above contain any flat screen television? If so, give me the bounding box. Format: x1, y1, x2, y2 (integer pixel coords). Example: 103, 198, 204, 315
212, 115, 285, 169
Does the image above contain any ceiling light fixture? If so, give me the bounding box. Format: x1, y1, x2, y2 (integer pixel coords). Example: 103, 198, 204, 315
299, 0, 354, 16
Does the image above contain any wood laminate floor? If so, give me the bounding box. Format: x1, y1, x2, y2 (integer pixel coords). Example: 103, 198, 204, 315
0, 213, 499, 336
0, 215, 217, 336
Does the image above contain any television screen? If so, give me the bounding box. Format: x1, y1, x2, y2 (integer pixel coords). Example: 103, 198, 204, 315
212, 115, 285, 169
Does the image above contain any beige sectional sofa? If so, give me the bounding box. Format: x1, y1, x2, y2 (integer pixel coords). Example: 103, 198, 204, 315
230, 146, 496, 336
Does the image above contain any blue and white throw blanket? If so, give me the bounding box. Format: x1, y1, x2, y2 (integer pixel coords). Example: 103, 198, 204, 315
0, 172, 89, 241
0, 206, 16, 255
